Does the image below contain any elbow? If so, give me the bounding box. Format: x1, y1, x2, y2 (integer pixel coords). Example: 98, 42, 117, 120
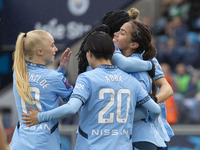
166, 80, 174, 97
168, 85, 174, 97
170, 87, 174, 97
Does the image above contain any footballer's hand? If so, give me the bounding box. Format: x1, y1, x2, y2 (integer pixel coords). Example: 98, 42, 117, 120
59, 48, 72, 70
22, 107, 40, 127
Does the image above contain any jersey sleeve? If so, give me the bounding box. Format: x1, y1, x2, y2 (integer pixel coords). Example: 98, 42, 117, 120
56, 67, 67, 75
140, 99, 161, 121
50, 71, 73, 102
134, 107, 147, 121
133, 82, 161, 121
112, 53, 152, 73
152, 58, 165, 80
134, 82, 151, 106
38, 97, 82, 122
70, 73, 91, 104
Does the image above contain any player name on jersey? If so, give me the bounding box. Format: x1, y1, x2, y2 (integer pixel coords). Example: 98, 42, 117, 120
105, 74, 123, 82
28, 72, 50, 89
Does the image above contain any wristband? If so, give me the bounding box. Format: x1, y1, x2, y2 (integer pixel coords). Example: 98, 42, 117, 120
154, 96, 158, 103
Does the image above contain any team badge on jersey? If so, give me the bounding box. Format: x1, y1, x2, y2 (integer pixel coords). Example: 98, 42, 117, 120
62, 77, 71, 89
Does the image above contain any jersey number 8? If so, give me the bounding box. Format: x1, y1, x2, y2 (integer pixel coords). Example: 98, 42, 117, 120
21, 87, 42, 114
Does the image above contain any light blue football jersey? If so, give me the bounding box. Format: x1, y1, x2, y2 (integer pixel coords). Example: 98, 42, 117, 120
122, 54, 166, 147
71, 65, 151, 150
9, 62, 73, 150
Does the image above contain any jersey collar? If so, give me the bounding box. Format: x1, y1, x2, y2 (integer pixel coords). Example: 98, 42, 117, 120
26, 62, 47, 69
97, 64, 117, 69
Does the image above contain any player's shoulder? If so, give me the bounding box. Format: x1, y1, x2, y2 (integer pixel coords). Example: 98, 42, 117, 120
76, 71, 90, 82
152, 57, 162, 70
81, 67, 103, 76
131, 53, 142, 59
78, 70, 95, 81
45, 69, 64, 81
118, 68, 140, 83
152, 57, 159, 65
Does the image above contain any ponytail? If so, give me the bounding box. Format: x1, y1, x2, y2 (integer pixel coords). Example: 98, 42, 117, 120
151, 78, 157, 97
13, 33, 34, 105
143, 43, 157, 60
129, 20, 157, 96
77, 39, 89, 75
141, 37, 157, 97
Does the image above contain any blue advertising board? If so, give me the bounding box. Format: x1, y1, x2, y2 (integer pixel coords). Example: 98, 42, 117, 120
1, 0, 135, 48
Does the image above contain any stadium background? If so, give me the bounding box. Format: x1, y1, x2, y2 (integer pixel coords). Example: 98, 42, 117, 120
0, 0, 200, 149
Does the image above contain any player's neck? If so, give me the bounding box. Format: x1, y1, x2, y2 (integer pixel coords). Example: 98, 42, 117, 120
28, 58, 46, 66
121, 48, 135, 57
92, 59, 112, 69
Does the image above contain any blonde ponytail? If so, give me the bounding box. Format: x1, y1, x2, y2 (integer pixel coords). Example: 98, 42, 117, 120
13, 33, 34, 105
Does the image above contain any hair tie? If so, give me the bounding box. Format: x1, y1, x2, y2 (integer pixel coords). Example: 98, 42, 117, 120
24, 33, 27, 38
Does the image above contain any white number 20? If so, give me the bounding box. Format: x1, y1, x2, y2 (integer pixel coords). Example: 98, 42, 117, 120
21, 87, 42, 114
98, 88, 130, 124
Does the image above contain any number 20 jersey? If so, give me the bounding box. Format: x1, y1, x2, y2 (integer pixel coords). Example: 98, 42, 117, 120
71, 65, 150, 150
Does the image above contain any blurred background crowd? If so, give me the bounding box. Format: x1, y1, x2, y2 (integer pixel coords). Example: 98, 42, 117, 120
150, 0, 200, 125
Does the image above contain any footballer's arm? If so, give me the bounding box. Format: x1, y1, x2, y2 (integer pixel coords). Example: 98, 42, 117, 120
155, 77, 173, 103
